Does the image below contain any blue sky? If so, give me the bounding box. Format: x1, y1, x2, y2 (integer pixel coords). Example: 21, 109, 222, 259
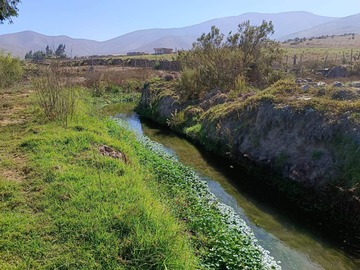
1, 0, 359, 41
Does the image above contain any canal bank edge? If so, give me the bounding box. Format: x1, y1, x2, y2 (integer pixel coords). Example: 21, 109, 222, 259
124, 122, 281, 269
136, 78, 360, 249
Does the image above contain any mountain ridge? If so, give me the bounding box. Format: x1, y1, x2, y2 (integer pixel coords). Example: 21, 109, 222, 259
282, 13, 360, 40
0, 11, 352, 58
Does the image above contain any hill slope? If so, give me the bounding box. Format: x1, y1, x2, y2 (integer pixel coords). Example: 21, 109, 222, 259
0, 11, 337, 58
0, 31, 100, 58
282, 13, 360, 40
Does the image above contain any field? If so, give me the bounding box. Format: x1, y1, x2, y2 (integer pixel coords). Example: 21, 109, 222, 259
281, 34, 360, 67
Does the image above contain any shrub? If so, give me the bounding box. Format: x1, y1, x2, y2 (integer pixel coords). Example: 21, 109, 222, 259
32, 66, 77, 127
178, 47, 245, 95
177, 21, 284, 99
0, 52, 23, 88
178, 68, 201, 99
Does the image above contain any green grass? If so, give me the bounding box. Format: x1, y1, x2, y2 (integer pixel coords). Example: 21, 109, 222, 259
0, 91, 199, 269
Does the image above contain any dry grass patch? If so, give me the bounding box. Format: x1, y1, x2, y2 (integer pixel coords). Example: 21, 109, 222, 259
0, 89, 34, 127
0, 88, 34, 182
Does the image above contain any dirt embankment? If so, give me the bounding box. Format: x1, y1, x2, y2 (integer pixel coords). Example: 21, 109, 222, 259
136, 79, 360, 240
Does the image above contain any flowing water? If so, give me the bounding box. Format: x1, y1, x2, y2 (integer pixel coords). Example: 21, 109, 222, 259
111, 104, 359, 270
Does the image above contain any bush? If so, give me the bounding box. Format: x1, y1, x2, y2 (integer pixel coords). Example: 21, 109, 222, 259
32, 66, 77, 127
0, 52, 23, 88
177, 21, 284, 99
178, 68, 201, 99
178, 47, 245, 96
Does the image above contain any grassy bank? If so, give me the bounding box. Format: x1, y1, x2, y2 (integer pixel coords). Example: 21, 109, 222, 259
0, 88, 199, 269
0, 85, 279, 269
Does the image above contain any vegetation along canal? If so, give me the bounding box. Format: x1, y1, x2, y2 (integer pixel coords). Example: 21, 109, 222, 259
110, 104, 359, 270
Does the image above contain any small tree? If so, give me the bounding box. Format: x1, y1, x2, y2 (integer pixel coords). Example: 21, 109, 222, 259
226, 20, 282, 86
55, 44, 66, 58
25, 50, 33, 60
33, 50, 46, 61
45, 45, 53, 56
0, 0, 21, 24
227, 20, 274, 63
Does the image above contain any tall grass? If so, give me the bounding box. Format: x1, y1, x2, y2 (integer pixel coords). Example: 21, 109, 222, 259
32, 66, 77, 127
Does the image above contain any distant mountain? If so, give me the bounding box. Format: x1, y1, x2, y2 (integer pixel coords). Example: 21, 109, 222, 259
282, 13, 360, 40
95, 11, 337, 54
182, 11, 336, 40
0, 11, 341, 58
0, 31, 99, 58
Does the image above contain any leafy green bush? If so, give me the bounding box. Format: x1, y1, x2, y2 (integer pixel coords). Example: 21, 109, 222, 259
178, 46, 245, 97
0, 52, 23, 88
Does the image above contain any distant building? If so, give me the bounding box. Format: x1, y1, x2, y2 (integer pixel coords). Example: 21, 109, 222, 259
127, 51, 148, 56
154, 48, 173, 55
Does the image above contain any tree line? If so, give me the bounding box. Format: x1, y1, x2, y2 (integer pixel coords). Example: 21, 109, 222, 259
25, 44, 67, 60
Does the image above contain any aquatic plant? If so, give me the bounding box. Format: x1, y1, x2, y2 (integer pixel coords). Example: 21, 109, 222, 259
117, 119, 281, 269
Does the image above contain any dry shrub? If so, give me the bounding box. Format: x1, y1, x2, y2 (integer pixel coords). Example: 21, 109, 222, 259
33, 65, 77, 127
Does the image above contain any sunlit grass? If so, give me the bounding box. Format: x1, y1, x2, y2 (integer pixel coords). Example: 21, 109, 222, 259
0, 91, 199, 269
